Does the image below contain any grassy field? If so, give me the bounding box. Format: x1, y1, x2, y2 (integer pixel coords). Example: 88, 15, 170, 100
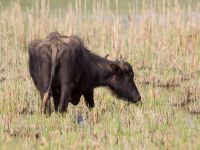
0, 0, 200, 149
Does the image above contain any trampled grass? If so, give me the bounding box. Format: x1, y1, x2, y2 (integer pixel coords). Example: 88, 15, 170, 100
0, 0, 200, 149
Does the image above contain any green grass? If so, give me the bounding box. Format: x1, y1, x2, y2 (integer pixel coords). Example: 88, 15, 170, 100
0, 0, 200, 149
1, 0, 200, 14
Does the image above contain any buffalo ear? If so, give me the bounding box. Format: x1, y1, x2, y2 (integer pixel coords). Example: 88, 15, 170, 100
111, 64, 121, 72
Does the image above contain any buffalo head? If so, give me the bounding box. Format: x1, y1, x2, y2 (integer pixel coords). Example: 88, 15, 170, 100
107, 58, 141, 103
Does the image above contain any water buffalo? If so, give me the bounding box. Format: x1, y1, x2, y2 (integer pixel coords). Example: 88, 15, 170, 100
28, 32, 141, 114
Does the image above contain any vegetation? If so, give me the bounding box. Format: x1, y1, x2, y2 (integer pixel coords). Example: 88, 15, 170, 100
0, 0, 200, 149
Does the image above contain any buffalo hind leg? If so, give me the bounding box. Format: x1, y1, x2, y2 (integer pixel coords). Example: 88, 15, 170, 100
38, 57, 51, 115
40, 93, 51, 115
83, 89, 95, 109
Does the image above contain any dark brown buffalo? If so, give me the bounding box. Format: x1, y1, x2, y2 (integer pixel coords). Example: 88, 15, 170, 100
28, 32, 141, 114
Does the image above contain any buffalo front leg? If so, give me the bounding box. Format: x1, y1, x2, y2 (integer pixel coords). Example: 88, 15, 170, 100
58, 85, 71, 113
52, 91, 60, 112
83, 89, 95, 109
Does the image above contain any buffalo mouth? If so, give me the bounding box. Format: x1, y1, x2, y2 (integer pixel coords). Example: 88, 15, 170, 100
127, 100, 142, 107
127, 97, 142, 104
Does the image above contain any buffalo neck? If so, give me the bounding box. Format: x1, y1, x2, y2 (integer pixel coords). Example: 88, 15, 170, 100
89, 53, 113, 87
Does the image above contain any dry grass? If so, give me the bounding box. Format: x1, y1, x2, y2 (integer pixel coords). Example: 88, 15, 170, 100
0, 0, 200, 149
169, 84, 200, 114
